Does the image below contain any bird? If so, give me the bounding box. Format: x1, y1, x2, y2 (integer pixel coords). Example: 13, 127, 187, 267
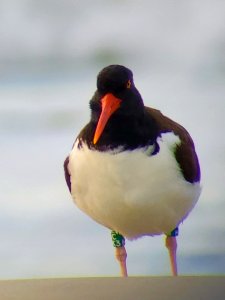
64, 65, 201, 277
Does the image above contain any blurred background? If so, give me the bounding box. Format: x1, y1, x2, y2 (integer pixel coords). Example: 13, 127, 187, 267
0, 0, 225, 279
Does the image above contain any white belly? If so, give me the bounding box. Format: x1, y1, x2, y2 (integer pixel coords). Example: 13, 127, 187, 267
68, 132, 201, 239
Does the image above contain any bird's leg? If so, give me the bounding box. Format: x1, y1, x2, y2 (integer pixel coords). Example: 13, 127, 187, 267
115, 246, 127, 277
166, 236, 177, 276
111, 231, 128, 277
165, 227, 179, 276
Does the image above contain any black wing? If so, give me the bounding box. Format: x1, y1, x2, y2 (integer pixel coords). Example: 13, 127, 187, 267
145, 107, 201, 183
64, 156, 71, 192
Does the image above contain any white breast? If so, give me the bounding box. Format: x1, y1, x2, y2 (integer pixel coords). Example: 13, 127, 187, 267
68, 132, 201, 239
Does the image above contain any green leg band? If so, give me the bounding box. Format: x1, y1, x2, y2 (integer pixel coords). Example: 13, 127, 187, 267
111, 230, 125, 247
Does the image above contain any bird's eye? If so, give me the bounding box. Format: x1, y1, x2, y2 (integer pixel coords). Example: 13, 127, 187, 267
126, 80, 131, 89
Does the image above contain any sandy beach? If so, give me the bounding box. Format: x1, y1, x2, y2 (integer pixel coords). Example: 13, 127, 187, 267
0, 277, 224, 300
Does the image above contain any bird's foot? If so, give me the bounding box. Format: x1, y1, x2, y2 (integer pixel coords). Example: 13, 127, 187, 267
111, 231, 128, 277
165, 228, 178, 276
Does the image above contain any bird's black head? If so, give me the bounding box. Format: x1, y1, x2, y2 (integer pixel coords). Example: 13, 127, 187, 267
97, 65, 134, 94
90, 65, 145, 145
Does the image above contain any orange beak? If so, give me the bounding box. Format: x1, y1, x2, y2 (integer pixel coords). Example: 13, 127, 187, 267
93, 93, 121, 144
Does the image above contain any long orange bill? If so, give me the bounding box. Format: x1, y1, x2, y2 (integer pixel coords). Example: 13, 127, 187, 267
93, 93, 121, 144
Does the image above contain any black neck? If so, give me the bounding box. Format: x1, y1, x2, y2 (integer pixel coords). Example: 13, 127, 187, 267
79, 108, 159, 151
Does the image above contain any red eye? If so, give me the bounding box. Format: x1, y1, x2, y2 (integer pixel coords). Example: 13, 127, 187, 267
126, 80, 131, 89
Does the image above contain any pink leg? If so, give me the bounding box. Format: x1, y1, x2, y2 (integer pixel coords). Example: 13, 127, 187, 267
165, 236, 178, 276
115, 246, 128, 277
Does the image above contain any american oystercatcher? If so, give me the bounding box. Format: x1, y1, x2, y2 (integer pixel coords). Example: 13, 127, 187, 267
64, 65, 201, 277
